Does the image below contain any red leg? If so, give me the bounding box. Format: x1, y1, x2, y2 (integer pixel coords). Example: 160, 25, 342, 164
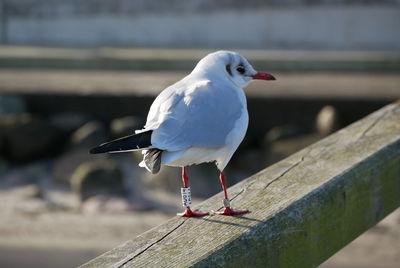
177, 167, 209, 217
214, 171, 249, 216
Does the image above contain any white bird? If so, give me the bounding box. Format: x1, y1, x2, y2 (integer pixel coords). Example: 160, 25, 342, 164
90, 51, 275, 217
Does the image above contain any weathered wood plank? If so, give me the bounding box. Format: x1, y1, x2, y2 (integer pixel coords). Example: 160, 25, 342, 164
0, 47, 399, 72
80, 102, 400, 268
1, 70, 399, 100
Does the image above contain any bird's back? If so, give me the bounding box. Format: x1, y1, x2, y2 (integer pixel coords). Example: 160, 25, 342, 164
143, 74, 247, 153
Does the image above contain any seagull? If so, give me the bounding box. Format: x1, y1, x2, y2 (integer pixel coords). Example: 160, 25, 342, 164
90, 51, 275, 217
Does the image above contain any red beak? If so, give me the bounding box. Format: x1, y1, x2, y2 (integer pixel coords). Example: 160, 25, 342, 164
251, 72, 276, 81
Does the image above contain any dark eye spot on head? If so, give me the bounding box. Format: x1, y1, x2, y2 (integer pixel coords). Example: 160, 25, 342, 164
226, 64, 232, 76
236, 65, 245, 74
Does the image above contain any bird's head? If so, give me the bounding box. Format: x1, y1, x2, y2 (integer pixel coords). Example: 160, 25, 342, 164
192, 50, 275, 88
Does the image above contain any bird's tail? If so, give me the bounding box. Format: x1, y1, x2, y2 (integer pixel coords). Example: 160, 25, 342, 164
89, 130, 153, 154
139, 149, 163, 174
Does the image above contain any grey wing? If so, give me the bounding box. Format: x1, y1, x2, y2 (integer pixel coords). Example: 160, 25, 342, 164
150, 81, 244, 151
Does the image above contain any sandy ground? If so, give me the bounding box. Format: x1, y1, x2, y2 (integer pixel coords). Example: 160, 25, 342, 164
0, 185, 177, 267
0, 184, 398, 268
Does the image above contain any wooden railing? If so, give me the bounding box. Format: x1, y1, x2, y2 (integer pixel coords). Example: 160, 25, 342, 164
80, 102, 400, 268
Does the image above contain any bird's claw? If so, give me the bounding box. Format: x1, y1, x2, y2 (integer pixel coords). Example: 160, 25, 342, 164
177, 207, 209, 217
213, 207, 249, 216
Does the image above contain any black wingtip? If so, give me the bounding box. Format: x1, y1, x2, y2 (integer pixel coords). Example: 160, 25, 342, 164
89, 146, 104, 154
88, 130, 153, 155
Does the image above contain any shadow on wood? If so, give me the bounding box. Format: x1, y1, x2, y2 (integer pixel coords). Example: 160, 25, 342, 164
80, 102, 400, 268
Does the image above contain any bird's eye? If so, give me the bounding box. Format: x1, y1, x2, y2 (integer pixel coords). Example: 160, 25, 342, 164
236, 66, 245, 74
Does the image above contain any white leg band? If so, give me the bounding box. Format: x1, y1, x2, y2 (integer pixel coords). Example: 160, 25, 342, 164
181, 187, 192, 207
223, 198, 231, 208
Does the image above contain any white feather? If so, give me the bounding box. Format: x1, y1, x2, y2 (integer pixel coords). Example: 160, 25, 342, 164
137, 50, 257, 172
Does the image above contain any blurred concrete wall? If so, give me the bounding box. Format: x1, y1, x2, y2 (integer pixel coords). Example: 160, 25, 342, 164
0, 0, 399, 49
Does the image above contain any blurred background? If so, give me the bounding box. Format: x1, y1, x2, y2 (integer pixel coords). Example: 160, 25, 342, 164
0, 1, 399, 267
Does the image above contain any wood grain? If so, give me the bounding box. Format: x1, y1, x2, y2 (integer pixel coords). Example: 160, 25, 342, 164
80, 102, 400, 268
